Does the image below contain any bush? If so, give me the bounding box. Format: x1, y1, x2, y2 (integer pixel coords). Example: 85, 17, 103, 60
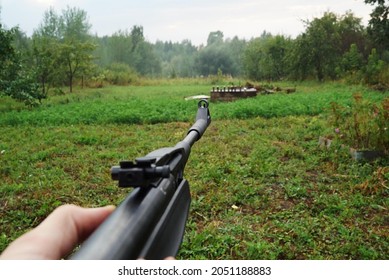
103, 63, 139, 85
375, 64, 389, 90
0, 25, 45, 106
364, 48, 385, 86
1, 65, 44, 107
328, 93, 389, 154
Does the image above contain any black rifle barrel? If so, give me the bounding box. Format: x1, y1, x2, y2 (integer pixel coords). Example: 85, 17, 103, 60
71, 99, 210, 260
185, 99, 211, 145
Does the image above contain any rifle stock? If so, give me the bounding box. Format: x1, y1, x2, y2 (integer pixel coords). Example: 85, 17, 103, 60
71, 99, 211, 260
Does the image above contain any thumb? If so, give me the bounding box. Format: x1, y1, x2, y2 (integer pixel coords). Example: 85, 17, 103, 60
0, 204, 115, 260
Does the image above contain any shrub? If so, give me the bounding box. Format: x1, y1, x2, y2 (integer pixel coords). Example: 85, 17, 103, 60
0, 25, 45, 106
329, 93, 389, 154
364, 48, 386, 87
104, 63, 139, 85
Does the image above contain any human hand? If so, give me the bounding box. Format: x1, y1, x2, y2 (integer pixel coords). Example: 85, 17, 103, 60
0, 204, 115, 260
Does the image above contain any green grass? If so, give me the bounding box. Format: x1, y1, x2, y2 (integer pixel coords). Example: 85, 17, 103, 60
0, 82, 384, 126
180, 117, 388, 259
0, 81, 388, 259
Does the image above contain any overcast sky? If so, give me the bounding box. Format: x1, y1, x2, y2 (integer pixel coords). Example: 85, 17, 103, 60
1, 0, 374, 45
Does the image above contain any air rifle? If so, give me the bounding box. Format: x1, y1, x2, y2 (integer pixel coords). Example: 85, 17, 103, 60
71, 99, 211, 260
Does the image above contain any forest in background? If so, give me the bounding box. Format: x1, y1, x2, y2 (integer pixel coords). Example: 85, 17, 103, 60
0, 0, 388, 106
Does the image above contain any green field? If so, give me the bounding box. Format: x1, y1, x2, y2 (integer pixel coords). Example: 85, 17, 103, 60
0, 81, 388, 259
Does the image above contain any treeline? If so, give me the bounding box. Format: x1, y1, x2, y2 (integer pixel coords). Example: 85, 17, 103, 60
0, 1, 388, 105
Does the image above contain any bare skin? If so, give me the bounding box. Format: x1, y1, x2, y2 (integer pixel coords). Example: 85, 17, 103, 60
0, 204, 115, 260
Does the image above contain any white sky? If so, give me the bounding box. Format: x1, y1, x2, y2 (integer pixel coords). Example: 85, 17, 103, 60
0, 0, 374, 45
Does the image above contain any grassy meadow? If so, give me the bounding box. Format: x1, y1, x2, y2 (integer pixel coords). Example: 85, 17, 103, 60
0, 80, 388, 259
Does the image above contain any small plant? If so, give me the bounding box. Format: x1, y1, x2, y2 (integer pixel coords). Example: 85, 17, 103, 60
329, 93, 389, 155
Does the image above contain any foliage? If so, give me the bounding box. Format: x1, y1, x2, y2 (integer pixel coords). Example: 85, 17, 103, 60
244, 34, 291, 81
95, 26, 161, 77
32, 7, 96, 93
299, 12, 341, 81
61, 7, 92, 41
154, 40, 198, 78
342, 44, 364, 72
0, 24, 42, 106
289, 10, 389, 86
3, 4, 389, 105
364, 48, 386, 86
365, 0, 389, 52
337, 11, 368, 55
194, 31, 246, 77
328, 93, 389, 153
154, 32, 246, 78
196, 44, 235, 76
0, 24, 18, 85
103, 63, 139, 85
1, 67, 42, 107
32, 36, 59, 97
207, 31, 224, 46
286, 35, 311, 80
58, 40, 96, 92
337, 43, 364, 83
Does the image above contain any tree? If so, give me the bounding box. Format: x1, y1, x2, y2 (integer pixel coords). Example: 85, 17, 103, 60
0, 25, 15, 64
225, 36, 247, 77
130, 25, 144, 52
244, 37, 267, 80
33, 7, 96, 93
128, 26, 161, 76
305, 12, 341, 81
341, 43, 364, 73
286, 12, 372, 82
58, 41, 95, 92
196, 44, 234, 76
337, 11, 367, 56
94, 25, 161, 77
61, 6, 91, 41
0, 24, 42, 105
60, 7, 95, 92
153, 40, 198, 77
364, 48, 385, 84
132, 40, 161, 76
32, 35, 59, 97
365, 0, 389, 52
36, 7, 63, 39
337, 43, 364, 82
261, 35, 290, 80
207, 31, 224, 46
108, 29, 133, 65
32, 8, 63, 96
287, 12, 343, 81
286, 34, 312, 80
196, 31, 243, 77
0, 23, 18, 93
243, 34, 290, 81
